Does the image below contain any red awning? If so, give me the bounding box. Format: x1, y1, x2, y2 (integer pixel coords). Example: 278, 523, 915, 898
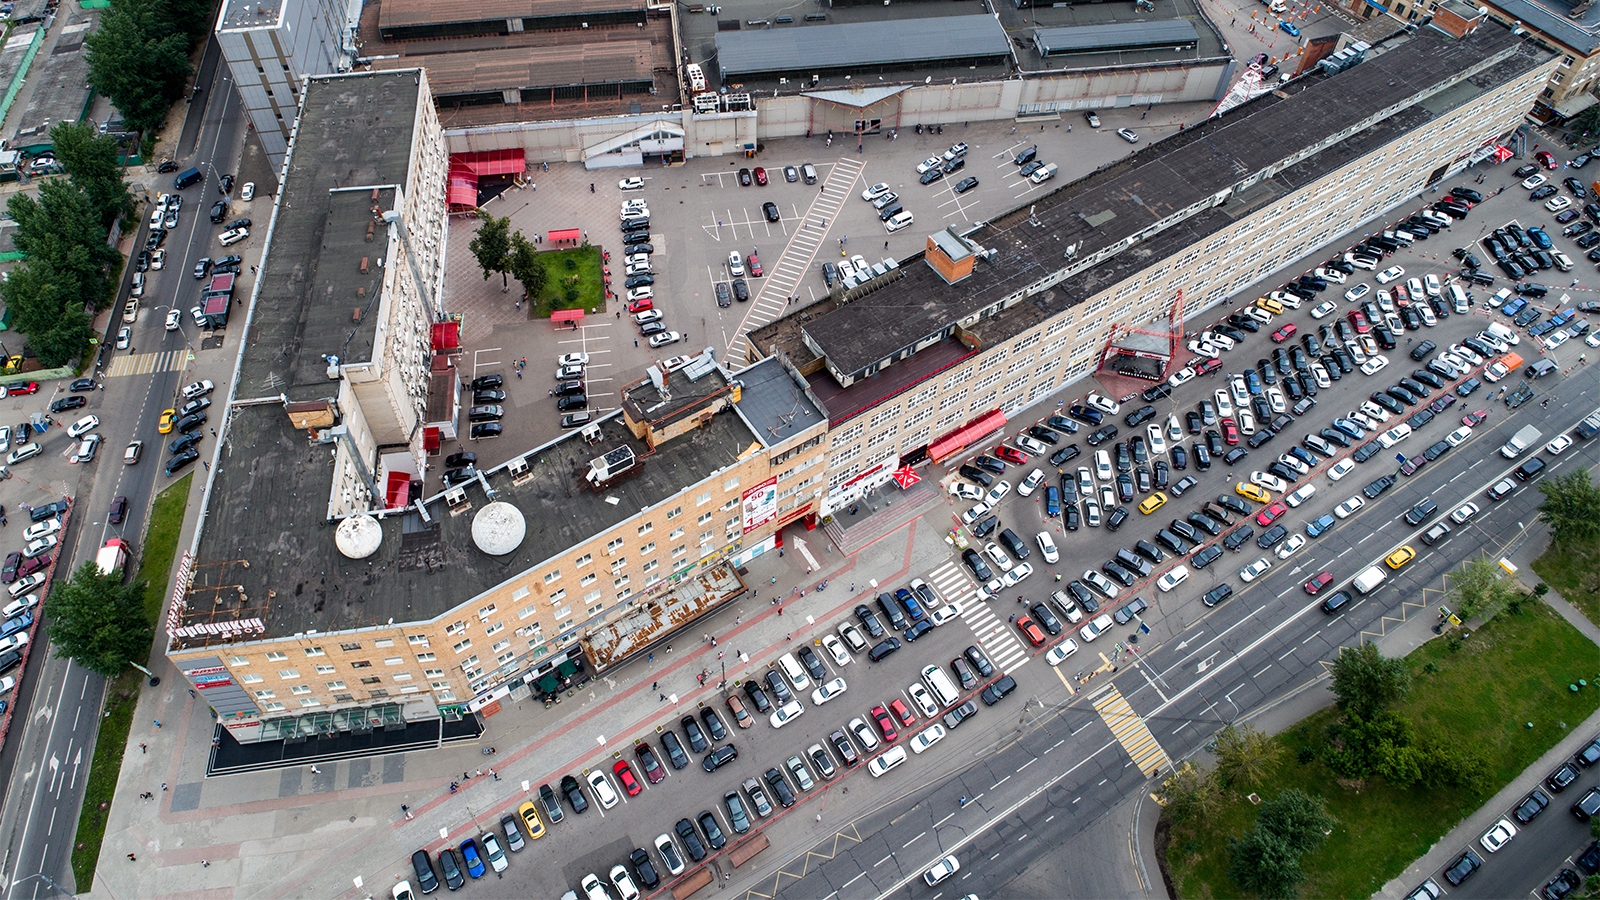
551, 309, 585, 323
424, 427, 441, 452
431, 322, 460, 351
457, 149, 526, 176
548, 228, 581, 243
928, 409, 1008, 462
447, 165, 479, 209
385, 471, 411, 510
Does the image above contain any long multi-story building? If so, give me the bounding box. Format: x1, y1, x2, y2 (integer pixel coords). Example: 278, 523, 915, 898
166, 11, 1554, 748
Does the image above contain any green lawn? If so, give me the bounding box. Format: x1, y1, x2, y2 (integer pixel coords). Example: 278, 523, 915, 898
1165, 599, 1600, 899
70, 473, 192, 889
1533, 539, 1600, 633
527, 246, 604, 319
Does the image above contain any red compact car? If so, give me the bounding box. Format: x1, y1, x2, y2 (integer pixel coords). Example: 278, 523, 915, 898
871, 705, 899, 742
1195, 357, 1225, 376
1303, 571, 1334, 595
1462, 409, 1487, 427
613, 760, 642, 796
747, 253, 762, 277
1017, 615, 1046, 646
1346, 310, 1371, 334
6, 382, 38, 396
627, 298, 653, 313
753, 167, 769, 185
888, 698, 915, 727
996, 445, 1028, 465
1271, 323, 1298, 343
1221, 419, 1240, 445
1536, 150, 1557, 169
1255, 501, 1288, 527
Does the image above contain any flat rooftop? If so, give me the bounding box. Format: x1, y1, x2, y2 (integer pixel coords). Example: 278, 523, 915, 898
714, 15, 1012, 80
8, 6, 97, 151
378, 0, 644, 32
218, 0, 286, 30
371, 42, 654, 96
792, 21, 1542, 380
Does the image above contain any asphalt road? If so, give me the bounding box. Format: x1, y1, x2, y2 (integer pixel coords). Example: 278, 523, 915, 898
0, 43, 248, 897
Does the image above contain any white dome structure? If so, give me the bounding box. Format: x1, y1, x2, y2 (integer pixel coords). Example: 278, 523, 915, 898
472, 502, 526, 556
335, 515, 383, 559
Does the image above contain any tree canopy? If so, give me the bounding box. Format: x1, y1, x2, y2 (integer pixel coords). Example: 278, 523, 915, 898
1329, 642, 1411, 720
1213, 722, 1284, 789
468, 214, 512, 282
1538, 470, 1600, 549
45, 562, 152, 678
51, 121, 136, 230
85, 0, 194, 137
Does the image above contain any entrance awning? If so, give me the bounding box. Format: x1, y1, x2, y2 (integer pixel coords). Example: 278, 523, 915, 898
928, 409, 1008, 462
548, 228, 581, 243
1552, 92, 1600, 120
552, 309, 584, 325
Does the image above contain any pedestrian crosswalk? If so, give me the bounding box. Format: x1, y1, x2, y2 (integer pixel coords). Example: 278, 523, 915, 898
1091, 685, 1170, 778
105, 350, 188, 378
923, 560, 1029, 673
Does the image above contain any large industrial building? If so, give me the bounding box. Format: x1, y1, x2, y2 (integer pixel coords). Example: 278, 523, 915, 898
165, 10, 1554, 753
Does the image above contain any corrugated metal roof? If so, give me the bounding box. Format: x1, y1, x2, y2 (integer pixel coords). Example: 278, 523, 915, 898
379, 0, 644, 30
1484, 0, 1600, 55
371, 43, 652, 93
716, 15, 1011, 78
1034, 20, 1199, 55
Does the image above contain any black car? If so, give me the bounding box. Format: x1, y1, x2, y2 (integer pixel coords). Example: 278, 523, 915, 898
225, 217, 251, 231
411, 850, 440, 893
763, 669, 793, 704
1191, 544, 1224, 569
1202, 584, 1234, 607
797, 645, 826, 681
742, 680, 772, 713
1515, 788, 1551, 824
165, 449, 200, 474
964, 645, 995, 677
1086, 426, 1119, 447
676, 818, 708, 861
702, 744, 738, 773
700, 707, 729, 742
919, 168, 945, 185
630, 847, 660, 889
829, 729, 861, 766
660, 730, 690, 770
681, 715, 709, 753
1549, 762, 1581, 792
559, 774, 589, 813
855, 604, 886, 638
1444, 849, 1481, 886
958, 463, 994, 487
953, 176, 979, 194
50, 396, 86, 413
973, 454, 1007, 475
168, 432, 202, 455
732, 279, 749, 301
876, 593, 908, 630
1543, 869, 1583, 900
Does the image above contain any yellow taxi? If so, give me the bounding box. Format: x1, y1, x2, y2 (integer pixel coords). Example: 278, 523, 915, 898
517, 800, 545, 840
157, 408, 177, 434
1236, 482, 1271, 504
1138, 492, 1168, 515
1385, 545, 1416, 570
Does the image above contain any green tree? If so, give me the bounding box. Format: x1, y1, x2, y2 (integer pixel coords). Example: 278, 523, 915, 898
1255, 789, 1336, 854
51, 121, 135, 230
507, 233, 546, 300
10, 179, 122, 309
1571, 104, 1600, 146
1330, 642, 1411, 720
1323, 709, 1418, 783
1213, 722, 1285, 789
45, 562, 152, 678
468, 213, 512, 287
1159, 761, 1224, 825
85, 0, 193, 136
1538, 470, 1600, 549
1446, 554, 1524, 621
1227, 826, 1304, 899
29, 309, 96, 368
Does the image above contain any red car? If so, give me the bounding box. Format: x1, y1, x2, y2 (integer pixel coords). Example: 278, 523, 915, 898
1462, 409, 1487, 427
888, 698, 915, 727
1346, 310, 1371, 333
747, 253, 762, 277
613, 760, 642, 796
1195, 357, 1225, 376
634, 741, 666, 783
6, 382, 38, 396
627, 297, 653, 313
996, 445, 1028, 465
1270, 323, 1298, 343
1256, 501, 1287, 526
1017, 615, 1047, 646
753, 167, 769, 185
1221, 419, 1239, 445
1303, 571, 1334, 594
1537, 150, 1557, 169
870, 705, 899, 742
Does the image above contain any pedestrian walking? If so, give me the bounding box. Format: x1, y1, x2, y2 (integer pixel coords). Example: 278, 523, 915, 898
785, 633, 792, 641
777, 607, 783, 615
648, 653, 654, 663
202, 461, 209, 471
652, 680, 658, 690
402, 804, 413, 819
128, 853, 137, 861
154, 720, 162, 728
189, 688, 195, 697
475, 768, 483, 778
309, 765, 321, 774
635, 339, 639, 347
590, 183, 595, 193
161, 782, 168, 792
210, 428, 216, 436
885, 241, 890, 249
659, 692, 667, 701
202, 860, 210, 868
491, 769, 501, 781
139, 743, 147, 754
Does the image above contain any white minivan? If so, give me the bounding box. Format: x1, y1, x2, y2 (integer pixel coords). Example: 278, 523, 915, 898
920, 664, 959, 707
777, 653, 810, 690
867, 745, 908, 777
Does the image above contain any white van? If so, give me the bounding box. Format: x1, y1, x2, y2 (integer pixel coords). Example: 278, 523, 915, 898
777, 653, 811, 690
920, 664, 960, 707
1448, 284, 1469, 314
1484, 322, 1520, 346
867, 745, 908, 777
884, 210, 914, 233
218, 226, 249, 246
1029, 163, 1058, 185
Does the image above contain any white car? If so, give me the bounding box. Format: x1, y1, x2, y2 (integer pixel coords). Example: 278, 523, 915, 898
1001, 562, 1034, 587
862, 182, 891, 201
1327, 459, 1355, 482
1521, 173, 1548, 190
1445, 426, 1473, 447
1188, 338, 1221, 359
22, 519, 59, 542
1037, 531, 1059, 563
1546, 196, 1573, 212
1156, 565, 1190, 593
908, 683, 939, 718
1345, 253, 1377, 270
960, 502, 992, 525
1249, 471, 1287, 493
909, 724, 947, 754
924, 855, 961, 887
633, 309, 663, 324
1479, 817, 1517, 853
1267, 388, 1288, 414
67, 415, 99, 438
1274, 533, 1306, 560
1275, 453, 1309, 476
1378, 424, 1412, 448
1359, 400, 1391, 422
1015, 434, 1049, 457
770, 699, 805, 728
1146, 425, 1167, 455
1213, 389, 1233, 418
1450, 502, 1480, 524
1344, 283, 1371, 303
984, 542, 1013, 572
165, 309, 181, 331
1283, 484, 1317, 508
1314, 267, 1347, 284
1310, 300, 1337, 319
1078, 613, 1114, 642
647, 331, 682, 348
929, 603, 961, 626
1239, 557, 1271, 582
240, 181, 255, 201
847, 717, 880, 751
1547, 434, 1573, 455
618, 176, 644, 190
558, 353, 590, 367
1449, 344, 1483, 365
1207, 331, 1237, 351
727, 251, 745, 276
585, 770, 619, 809
1116, 128, 1139, 143
1347, 411, 1378, 431
1095, 451, 1113, 481
821, 633, 851, 666
609, 865, 639, 900
1166, 414, 1183, 441
1333, 496, 1365, 519
1376, 265, 1405, 285
949, 481, 983, 501
582, 874, 609, 900
1360, 355, 1389, 375
985, 480, 1011, 505
811, 678, 847, 705
654, 834, 686, 876
1018, 468, 1045, 498
1044, 640, 1080, 666
1228, 374, 1249, 407
916, 157, 943, 174
1544, 331, 1569, 351
884, 211, 915, 233
1085, 392, 1120, 415
1082, 570, 1120, 599
1168, 366, 1197, 387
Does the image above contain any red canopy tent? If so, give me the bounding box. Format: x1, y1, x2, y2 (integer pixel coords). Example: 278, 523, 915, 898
552, 309, 584, 330
548, 228, 581, 246
447, 149, 527, 214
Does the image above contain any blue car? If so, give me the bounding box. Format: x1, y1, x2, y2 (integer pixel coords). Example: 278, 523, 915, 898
460, 838, 486, 878
1501, 296, 1527, 316
1044, 485, 1061, 517
1306, 514, 1337, 538
1528, 226, 1553, 249
1279, 20, 1300, 37
895, 588, 924, 622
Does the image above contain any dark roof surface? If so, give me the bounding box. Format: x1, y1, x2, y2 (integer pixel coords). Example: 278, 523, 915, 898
800, 22, 1539, 379
1483, 0, 1600, 54
379, 0, 644, 30
715, 15, 1012, 77
1034, 20, 1200, 55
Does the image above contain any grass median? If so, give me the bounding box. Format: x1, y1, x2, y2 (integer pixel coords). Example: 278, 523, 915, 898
70, 472, 192, 889
1532, 537, 1600, 632
1163, 598, 1600, 898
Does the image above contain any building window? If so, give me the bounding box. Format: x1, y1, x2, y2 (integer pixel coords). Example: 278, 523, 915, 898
543, 570, 562, 584
315, 665, 336, 675
304, 646, 325, 657
666, 506, 682, 520
445, 621, 467, 636
336, 643, 359, 653
291, 685, 312, 695
373, 639, 394, 648
477, 603, 497, 620
453, 639, 472, 654
326, 680, 346, 690
697, 491, 712, 506
547, 589, 565, 604
385, 657, 404, 666
580, 573, 597, 587
227, 656, 248, 666
360, 676, 382, 685
415, 652, 435, 663
253, 690, 276, 700
351, 660, 372, 669
266, 651, 288, 662
242, 673, 263, 684
277, 669, 299, 679
637, 522, 653, 536
407, 634, 429, 646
